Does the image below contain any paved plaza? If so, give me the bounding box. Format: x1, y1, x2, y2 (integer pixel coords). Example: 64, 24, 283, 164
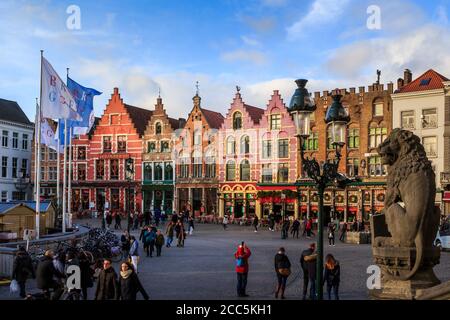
1, 219, 450, 300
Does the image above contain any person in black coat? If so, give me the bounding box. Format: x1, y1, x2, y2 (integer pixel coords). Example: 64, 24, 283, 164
290, 218, 300, 238
118, 261, 149, 300
11, 246, 35, 298
78, 252, 94, 300
300, 243, 316, 300
274, 247, 291, 299
95, 258, 119, 300
323, 254, 340, 300
35, 250, 64, 300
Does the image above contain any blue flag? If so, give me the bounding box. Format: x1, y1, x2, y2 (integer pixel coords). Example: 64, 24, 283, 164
59, 77, 101, 144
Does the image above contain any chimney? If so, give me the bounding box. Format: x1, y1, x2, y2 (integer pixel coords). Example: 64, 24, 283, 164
387, 82, 394, 93
404, 69, 412, 85
397, 78, 404, 90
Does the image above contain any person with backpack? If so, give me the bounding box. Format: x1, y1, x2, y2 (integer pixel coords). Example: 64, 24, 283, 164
234, 242, 251, 297
323, 254, 340, 300
11, 246, 35, 298
274, 247, 291, 299
155, 230, 165, 256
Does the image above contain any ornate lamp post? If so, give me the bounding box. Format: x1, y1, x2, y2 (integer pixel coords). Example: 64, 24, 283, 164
14, 172, 31, 200
289, 79, 350, 300
125, 156, 134, 233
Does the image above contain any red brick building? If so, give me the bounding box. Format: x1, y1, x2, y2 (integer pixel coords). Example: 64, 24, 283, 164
81, 88, 152, 215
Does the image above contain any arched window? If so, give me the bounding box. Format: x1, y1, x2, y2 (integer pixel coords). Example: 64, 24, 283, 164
192, 150, 202, 178
161, 141, 170, 153
240, 135, 250, 154
226, 136, 236, 155
148, 142, 156, 153
165, 163, 173, 181
347, 127, 360, 149
240, 160, 250, 181
155, 122, 162, 135
372, 99, 384, 117
233, 112, 242, 130
154, 163, 163, 180
226, 160, 236, 181
205, 148, 216, 178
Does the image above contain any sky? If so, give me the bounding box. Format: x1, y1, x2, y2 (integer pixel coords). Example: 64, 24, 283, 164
0, 0, 449, 122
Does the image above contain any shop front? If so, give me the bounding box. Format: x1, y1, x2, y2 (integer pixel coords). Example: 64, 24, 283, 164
219, 184, 257, 218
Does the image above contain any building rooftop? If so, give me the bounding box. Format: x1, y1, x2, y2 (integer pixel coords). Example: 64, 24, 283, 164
200, 107, 225, 129
243, 104, 265, 124
396, 69, 449, 93
0, 98, 32, 126
124, 104, 154, 137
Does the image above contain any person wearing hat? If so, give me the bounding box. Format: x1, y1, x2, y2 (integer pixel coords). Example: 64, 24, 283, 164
11, 246, 35, 298
36, 250, 64, 300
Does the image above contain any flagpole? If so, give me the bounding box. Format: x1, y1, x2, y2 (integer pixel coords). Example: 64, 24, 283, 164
56, 124, 61, 211
36, 50, 43, 240
62, 119, 68, 233
34, 98, 38, 201
68, 126, 73, 228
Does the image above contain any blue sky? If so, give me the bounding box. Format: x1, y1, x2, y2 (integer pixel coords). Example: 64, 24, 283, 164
0, 0, 449, 121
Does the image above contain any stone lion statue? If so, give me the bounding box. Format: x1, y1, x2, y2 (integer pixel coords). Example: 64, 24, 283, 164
375, 128, 440, 280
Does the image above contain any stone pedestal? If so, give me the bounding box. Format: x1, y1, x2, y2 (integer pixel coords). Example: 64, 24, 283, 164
369, 246, 441, 300
345, 231, 371, 244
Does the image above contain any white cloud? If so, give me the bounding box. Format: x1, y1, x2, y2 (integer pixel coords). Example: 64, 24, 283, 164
287, 0, 350, 40
241, 35, 260, 46
221, 49, 268, 65
324, 24, 450, 83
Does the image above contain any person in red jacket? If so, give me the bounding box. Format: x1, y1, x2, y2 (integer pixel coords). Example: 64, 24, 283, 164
234, 242, 251, 297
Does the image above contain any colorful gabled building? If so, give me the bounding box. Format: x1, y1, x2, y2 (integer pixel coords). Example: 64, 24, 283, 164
255, 90, 300, 218
84, 88, 152, 214
174, 93, 224, 216
141, 95, 185, 215
217, 89, 265, 218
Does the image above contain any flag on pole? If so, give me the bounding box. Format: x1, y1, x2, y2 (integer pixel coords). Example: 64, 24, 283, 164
67, 77, 101, 135
40, 117, 59, 151
41, 57, 81, 121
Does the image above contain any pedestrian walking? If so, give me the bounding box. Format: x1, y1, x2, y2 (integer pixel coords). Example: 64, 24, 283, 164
95, 258, 119, 300
188, 215, 195, 235
133, 212, 139, 230
323, 254, 340, 300
339, 222, 347, 242
114, 212, 122, 230
118, 261, 149, 300
291, 218, 300, 238
300, 243, 317, 300
121, 231, 131, 258
78, 251, 94, 300
36, 250, 64, 300
328, 222, 336, 246
166, 221, 174, 247
234, 242, 251, 297
171, 211, 179, 224
176, 222, 186, 247
268, 212, 275, 231
144, 227, 156, 257
222, 215, 229, 230
155, 230, 165, 256
274, 247, 291, 299
252, 215, 259, 233
129, 236, 140, 273
106, 212, 113, 229
282, 218, 290, 239
11, 246, 35, 298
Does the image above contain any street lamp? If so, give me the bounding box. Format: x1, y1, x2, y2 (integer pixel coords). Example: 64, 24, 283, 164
289, 79, 350, 300
125, 156, 134, 233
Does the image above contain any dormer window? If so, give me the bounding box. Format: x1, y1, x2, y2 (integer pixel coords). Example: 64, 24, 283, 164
233, 112, 242, 130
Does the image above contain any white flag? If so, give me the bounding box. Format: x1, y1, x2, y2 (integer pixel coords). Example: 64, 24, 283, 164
41, 57, 81, 121
40, 117, 59, 151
